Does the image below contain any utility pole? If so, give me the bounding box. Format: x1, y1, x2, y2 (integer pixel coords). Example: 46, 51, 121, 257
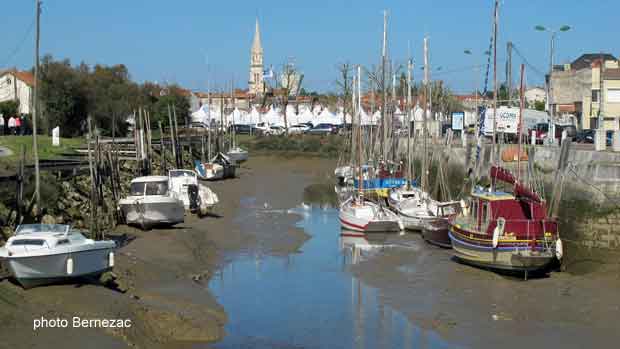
599, 52, 605, 128
32, 0, 41, 215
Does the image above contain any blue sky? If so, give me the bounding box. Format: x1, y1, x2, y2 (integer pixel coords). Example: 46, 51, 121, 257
2, 0, 619, 94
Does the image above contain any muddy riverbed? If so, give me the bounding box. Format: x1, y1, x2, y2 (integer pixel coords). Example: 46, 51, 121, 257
1, 156, 619, 348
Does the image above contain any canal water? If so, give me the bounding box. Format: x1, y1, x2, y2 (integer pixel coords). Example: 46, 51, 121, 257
209, 203, 462, 348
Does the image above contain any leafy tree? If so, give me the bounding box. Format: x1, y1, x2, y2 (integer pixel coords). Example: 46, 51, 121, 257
534, 100, 546, 111
0, 100, 19, 119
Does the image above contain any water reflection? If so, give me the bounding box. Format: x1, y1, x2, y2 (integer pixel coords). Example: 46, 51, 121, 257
210, 206, 460, 349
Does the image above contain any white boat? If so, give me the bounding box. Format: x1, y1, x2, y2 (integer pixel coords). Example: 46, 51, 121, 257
387, 187, 431, 230
168, 169, 219, 215
339, 197, 403, 233
227, 146, 248, 163
118, 176, 185, 230
0, 224, 116, 289
195, 160, 224, 180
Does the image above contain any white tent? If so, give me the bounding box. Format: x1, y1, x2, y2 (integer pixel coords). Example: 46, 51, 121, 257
314, 108, 341, 126
312, 104, 323, 116
191, 104, 221, 125
263, 106, 284, 126
297, 108, 315, 124
286, 105, 301, 125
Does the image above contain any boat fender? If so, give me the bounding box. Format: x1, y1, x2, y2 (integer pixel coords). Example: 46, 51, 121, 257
109, 252, 115, 267
460, 199, 469, 216
493, 218, 506, 249
67, 257, 74, 275
555, 238, 563, 260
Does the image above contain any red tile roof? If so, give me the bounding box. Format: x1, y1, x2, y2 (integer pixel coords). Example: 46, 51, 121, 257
0, 70, 34, 87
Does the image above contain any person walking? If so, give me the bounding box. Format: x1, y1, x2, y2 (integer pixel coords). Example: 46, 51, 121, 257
8, 116, 16, 135
15, 116, 22, 135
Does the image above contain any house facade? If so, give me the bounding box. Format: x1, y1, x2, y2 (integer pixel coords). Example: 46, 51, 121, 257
0, 70, 34, 115
550, 53, 620, 130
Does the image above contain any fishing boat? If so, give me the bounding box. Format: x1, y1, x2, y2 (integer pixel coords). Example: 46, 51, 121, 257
0, 224, 115, 289
118, 176, 185, 229
448, 166, 561, 272
168, 169, 219, 215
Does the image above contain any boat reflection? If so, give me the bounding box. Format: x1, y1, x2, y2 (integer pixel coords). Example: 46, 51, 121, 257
340, 230, 405, 265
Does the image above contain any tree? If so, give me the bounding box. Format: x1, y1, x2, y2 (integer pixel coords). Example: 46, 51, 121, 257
0, 100, 19, 119
277, 61, 303, 133
534, 100, 546, 111
335, 62, 353, 125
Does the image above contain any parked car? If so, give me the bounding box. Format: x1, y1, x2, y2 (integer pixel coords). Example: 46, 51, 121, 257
306, 123, 336, 135
576, 129, 595, 144
230, 124, 258, 135
555, 124, 577, 141
254, 122, 271, 135
289, 124, 311, 134
269, 125, 285, 136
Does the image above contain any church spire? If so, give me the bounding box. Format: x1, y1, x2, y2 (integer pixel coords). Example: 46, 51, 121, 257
252, 18, 262, 53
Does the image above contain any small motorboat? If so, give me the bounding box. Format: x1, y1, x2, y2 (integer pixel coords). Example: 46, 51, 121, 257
118, 176, 185, 230
168, 169, 219, 216
195, 160, 224, 181
339, 196, 403, 233
195, 153, 236, 180
227, 146, 249, 164
387, 187, 429, 230
0, 224, 116, 289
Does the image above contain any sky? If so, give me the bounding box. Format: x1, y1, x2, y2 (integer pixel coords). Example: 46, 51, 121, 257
2, 0, 619, 94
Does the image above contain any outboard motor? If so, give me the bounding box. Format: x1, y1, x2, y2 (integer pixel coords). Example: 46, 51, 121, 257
187, 184, 200, 213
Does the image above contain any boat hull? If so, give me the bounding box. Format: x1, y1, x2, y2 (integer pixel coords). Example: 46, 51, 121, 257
339, 199, 404, 233
227, 151, 248, 163
422, 218, 452, 248
448, 230, 555, 272
119, 200, 184, 229
2, 246, 114, 289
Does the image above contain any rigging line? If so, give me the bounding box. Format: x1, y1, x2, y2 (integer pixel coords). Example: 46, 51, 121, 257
511, 44, 546, 78
0, 17, 36, 68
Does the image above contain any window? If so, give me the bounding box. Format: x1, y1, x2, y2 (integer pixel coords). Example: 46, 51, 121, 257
11, 239, 45, 246
608, 89, 620, 103
130, 182, 145, 196
145, 181, 168, 196
481, 202, 489, 229
592, 90, 599, 102
56, 239, 70, 246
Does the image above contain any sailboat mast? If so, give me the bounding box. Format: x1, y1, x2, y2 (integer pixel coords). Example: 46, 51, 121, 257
392, 72, 397, 162
517, 64, 525, 183
422, 36, 430, 193
492, 0, 499, 166
32, 0, 41, 214
357, 65, 364, 199
407, 58, 413, 188
381, 10, 388, 161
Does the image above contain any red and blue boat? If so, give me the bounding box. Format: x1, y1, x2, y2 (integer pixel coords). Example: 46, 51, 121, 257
448, 166, 562, 273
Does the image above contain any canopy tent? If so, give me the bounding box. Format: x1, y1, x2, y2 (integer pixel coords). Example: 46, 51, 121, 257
263, 106, 284, 126
286, 105, 301, 125
228, 108, 245, 125
314, 108, 341, 126
191, 104, 221, 125
297, 107, 315, 124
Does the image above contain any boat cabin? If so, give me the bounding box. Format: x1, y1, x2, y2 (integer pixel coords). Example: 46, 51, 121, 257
3, 224, 93, 256
129, 176, 170, 197
465, 189, 556, 239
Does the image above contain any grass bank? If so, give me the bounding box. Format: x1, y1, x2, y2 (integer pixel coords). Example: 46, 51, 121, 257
238, 134, 343, 158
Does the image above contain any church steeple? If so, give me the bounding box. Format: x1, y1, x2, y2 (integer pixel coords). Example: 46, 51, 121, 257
249, 18, 265, 95
252, 18, 262, 53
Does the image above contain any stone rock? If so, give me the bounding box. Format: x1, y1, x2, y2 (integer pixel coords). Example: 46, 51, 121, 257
41, 215, 56, 225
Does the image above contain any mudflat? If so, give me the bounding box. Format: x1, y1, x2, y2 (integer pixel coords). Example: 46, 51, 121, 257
0, 155, 335, 348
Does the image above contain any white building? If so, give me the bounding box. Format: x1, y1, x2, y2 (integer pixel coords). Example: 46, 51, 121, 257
0, 70, 34, 115
524, 87, 546, 109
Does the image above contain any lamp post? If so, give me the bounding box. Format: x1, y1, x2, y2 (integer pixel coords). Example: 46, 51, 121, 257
535, 24, 571, 144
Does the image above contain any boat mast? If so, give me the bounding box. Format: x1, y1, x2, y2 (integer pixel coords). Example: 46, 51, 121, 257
351, 74, 357, 165
231, 78, 236, 150
32, 0, 41, 214
517, 64, 525, 183
406, 57, 413, 189
491, 0, 499, 171
392, 72, 397, 163
422, 36, 429, 194
381, 10, 388, 161
357, 65, 364, 201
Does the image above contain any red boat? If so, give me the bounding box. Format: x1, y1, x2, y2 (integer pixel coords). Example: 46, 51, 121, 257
448, 166, 562, 273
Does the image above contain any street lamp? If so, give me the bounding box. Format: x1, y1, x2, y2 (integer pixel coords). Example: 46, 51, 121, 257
535, 24, 571, 144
